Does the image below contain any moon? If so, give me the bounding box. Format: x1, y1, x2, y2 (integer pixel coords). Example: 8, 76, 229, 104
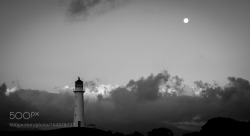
183, 18, 189, 23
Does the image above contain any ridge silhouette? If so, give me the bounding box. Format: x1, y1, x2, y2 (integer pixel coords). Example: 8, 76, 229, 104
183, 117, 250, 136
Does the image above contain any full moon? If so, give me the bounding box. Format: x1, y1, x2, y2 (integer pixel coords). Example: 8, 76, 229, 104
184, 18, 189, 23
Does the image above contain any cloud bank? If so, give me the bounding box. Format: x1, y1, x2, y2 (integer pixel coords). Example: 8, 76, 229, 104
1, 71, 250, 133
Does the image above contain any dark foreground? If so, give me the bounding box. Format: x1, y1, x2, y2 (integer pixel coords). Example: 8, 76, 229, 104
1, 117, 250, 136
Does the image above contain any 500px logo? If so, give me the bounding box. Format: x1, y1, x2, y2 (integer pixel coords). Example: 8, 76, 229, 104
10, 112, 39, 120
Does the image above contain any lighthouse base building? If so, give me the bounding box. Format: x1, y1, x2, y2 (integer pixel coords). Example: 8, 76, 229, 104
73, 77, 85, 127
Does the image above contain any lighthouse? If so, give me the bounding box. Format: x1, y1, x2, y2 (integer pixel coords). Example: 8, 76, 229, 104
73, 77, 85, 127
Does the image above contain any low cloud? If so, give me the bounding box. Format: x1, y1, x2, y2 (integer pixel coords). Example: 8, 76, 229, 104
5, 87, 18, 96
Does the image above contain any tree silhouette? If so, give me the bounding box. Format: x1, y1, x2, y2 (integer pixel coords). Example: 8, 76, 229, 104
182, 132, 201, 136
147, 128, 173, 136
127, 131, 144, 136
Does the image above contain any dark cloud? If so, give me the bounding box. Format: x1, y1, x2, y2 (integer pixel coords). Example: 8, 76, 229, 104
0, 84, 74, 126
67, 0, 130, 19
1, 72, 250, 133
0, 83, 39, 125
68, 0, 90, 16
192, 77, 250, 121
125, 70, 170, 101
93, 73, 250, 132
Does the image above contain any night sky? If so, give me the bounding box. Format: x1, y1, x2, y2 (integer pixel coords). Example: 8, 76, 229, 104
0, 0, 250, 134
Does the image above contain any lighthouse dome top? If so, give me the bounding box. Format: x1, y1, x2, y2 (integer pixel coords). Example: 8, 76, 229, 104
75, 77, 83, 88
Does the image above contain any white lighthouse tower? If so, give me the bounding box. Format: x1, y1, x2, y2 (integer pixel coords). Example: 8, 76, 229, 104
73, 77, 85, 127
